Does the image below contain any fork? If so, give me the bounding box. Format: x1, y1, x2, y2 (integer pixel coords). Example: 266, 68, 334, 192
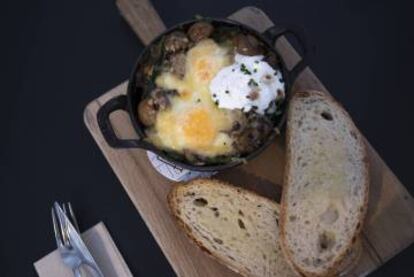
62, 202, 80, 233
52, 202, 103, 277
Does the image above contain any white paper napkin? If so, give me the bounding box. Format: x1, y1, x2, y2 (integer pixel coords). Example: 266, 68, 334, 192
34, 222, 133, 277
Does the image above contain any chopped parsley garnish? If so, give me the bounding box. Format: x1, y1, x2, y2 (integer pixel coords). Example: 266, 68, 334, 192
254, 60, 260, 64
225, 90, 230, 94
240, 63, 251, 75
248, 78, 259, 87
253, 69, 257, 73
196, 98, 201, 103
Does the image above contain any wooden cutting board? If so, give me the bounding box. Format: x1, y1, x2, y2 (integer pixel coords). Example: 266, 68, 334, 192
84, 2, 414, 276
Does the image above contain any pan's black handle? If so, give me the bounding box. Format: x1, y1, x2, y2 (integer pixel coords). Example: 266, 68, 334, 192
97, 94, 144, 148
263, 25, 308, 82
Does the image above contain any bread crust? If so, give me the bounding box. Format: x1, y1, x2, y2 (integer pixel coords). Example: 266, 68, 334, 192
279, 90, 370, 277
336, 238, 363, 276
167, 178, 287, 277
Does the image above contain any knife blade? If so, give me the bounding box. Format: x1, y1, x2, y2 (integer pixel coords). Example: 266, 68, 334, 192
54, 203, 104, 277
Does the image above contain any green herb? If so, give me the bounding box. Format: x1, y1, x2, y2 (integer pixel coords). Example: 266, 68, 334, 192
148, 37, 167, 85
225, 90, 230, 94
240, 63, 251, 75
248, 78, 259, 87
202, 154, 236, 165
196, 98, 201, 103
253, 69, 257, 73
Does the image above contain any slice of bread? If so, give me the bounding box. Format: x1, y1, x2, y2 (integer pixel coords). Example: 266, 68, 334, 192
280, 91, 369, 276
336, 238, 363, 276
168, 178, 297, 277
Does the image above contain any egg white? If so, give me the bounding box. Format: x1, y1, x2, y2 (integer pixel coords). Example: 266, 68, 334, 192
209, 53, 285, 114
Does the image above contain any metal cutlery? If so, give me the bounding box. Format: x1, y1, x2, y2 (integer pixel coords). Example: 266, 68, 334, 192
51, 202, 104, 277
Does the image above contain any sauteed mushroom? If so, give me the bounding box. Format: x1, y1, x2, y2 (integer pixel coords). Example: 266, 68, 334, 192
152, 88, 174, 109
169, 52, 187, 79
138, 88, 177, 126
138, 98, 157, 126
227, 110, 247, 136
264, 52, 279, 68
187, 22, 214, 43
164, 31, 190, 53
232, 114, 272, 154
233, 34, 262, 56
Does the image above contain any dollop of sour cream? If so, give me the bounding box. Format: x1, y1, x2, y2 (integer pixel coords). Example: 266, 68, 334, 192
209, 54, 284, 114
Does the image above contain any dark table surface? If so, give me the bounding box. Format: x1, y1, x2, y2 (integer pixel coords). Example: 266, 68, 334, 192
2, 0, 414, 276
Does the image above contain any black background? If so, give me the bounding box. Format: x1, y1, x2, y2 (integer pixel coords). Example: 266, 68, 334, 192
2, 0, 414, 276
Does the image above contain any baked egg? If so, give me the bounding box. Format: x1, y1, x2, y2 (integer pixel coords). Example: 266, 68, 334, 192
147, 39, 238, 157
138, 23, 287, 164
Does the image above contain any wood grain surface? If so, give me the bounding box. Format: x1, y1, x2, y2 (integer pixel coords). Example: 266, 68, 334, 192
84, 3, 414, 276
116, 0, 165, 45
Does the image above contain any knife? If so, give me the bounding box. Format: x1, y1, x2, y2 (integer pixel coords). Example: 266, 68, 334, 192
53, 202, 104, 277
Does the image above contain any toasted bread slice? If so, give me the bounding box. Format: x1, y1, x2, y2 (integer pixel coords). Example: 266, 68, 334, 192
168, 178, 297, 277
280, 91, 369, 276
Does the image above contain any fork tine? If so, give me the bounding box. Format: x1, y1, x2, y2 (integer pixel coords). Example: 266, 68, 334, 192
51, 206, 64, 248
54, 202, 71, 248
62, 203, 68, 216
62, 202, 77, 232
67, 202, 80, 233
61, 202, 81, 233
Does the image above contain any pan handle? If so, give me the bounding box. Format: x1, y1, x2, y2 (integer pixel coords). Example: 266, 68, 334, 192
97, 95, 145, 148
262, 25, 308, 82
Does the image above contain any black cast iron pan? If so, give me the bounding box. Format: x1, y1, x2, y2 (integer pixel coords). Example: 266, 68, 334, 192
97, 18, 307, 172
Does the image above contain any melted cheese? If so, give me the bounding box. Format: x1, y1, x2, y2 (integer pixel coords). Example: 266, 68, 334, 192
148, 39, 236, 157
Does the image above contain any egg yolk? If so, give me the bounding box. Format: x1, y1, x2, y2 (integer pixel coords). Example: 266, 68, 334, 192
183, 108, 215, 149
